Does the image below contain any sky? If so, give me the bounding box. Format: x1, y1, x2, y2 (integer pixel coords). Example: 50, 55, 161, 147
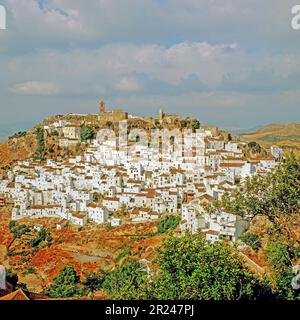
0, 0, 300, 130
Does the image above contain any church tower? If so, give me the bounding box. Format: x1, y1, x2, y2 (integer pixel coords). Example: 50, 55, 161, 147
100, 100, 105, 114
159, 107, 165, 121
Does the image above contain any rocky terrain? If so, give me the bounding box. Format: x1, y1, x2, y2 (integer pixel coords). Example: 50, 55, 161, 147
0, 207, 166, 293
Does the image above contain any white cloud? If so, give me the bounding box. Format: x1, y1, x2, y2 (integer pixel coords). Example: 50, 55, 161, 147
1, 0, 299, 53
1, 0, 300, 127
10, 81, 60, 95
3, 41, 300, 96
115, 77, 141, 92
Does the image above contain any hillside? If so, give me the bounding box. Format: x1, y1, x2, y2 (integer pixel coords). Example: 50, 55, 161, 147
0, 208, 165, 293
241, 123, 300, 150
0, 111, 206, 173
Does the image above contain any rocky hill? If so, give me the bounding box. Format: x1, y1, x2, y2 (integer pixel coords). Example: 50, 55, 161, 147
0, 111, 205, 174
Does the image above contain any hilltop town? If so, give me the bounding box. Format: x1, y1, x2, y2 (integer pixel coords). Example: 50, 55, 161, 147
0, 102, 283, 243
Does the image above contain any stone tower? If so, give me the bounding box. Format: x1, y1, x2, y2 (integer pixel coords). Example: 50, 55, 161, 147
100, 100, 105, 114
159, 108, 165, 121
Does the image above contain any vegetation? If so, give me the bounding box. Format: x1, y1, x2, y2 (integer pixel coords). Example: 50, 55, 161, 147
22, 267, 37, 276
239, 233, 261, 251
119, 203, 129, 217
10, 131, 27, 139
211, 155, 300, 227
116, 249, 131, 262
150, 234, 272, 300
206, 154, 300, 300
6, 269, 28, 291
28, 228, 52, 248
6, 269, 19, 288
47, 266, 82, 298
9, 221, 30, 239
180, 117, 201, 132
157, 215, 180, 233
247, 141, 262, 153
102, 259, 148, 300
75, 142, 81, 152
264, 240, 299, 299
36, 127, 46, 158
98, 234, 272, 300
83, 269, 106, 293
50, 130, 59, 137
80, 124, 96, 142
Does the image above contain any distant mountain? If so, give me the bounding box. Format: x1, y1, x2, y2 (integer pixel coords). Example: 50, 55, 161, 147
241, 123, 300, 149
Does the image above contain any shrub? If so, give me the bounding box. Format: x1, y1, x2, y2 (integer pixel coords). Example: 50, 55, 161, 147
239, 233, 261, 251
157, 215, 180, 233
102, 260, 148, 300
47, 266, 82, 298
80, 124, 96, 142
83, 270, 106, 292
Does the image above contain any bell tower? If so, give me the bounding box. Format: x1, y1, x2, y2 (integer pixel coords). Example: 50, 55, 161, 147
159, 107, 165, 121
100, 100, 105, 114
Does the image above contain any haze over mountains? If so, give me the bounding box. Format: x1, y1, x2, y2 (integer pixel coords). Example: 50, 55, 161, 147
0, 121, 35, 142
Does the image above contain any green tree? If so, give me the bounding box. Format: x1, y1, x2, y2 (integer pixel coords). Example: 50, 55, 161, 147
248, 141, 261, 153
83, 269, 106, 292
9, 221, 30, 239
36, 127, 46, 157
265, 241, 291, 272
213, 155, 300, 228
50, 130, 59, 137
29, 229, 52, 248
205, 155, 300, 300
151, 234, 272, 300
273, 268, 299, 300
265, 241, 300, 299
6, 269, 28, 291
191, 118, 201, 131
80, 124, 96, 142
157, 215, 180, 233
239, 233, 261, 251
102, 259, 148, 300
47, 266, 82, 298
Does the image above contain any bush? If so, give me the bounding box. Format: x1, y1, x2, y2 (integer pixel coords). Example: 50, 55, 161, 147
22, 267, 36, 276
157, 215, 180, 233
50, 130, 59, 137
80, 124, 96, 142
83, 270, 106, 292
151, 234, 272, 300
36, 127, 45, 157
239, 233, 261, 251
28, 229, 52, 248
116, 249, 131, 262
102, 260, 148, 300
47, 266, 82, 298
265, 241, 291, 272
9, 222, 31, 239
10, 131, 27, 139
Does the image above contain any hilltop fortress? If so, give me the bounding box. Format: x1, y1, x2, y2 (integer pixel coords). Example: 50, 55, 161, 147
98, 101, 128, 122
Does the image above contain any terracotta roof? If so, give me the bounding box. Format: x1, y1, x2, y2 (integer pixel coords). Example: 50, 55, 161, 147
199, 194, 214, 201
71, 211, 87, 219
205, 230, 220, 236
103, 197, 119, 201
0, 289, 30, 300
219, 163, 244, 168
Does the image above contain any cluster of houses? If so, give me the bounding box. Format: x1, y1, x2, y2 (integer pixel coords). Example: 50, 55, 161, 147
0, 120, 282, 243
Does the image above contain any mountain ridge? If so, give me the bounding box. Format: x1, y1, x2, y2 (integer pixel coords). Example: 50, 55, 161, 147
241, 122, 300, 150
